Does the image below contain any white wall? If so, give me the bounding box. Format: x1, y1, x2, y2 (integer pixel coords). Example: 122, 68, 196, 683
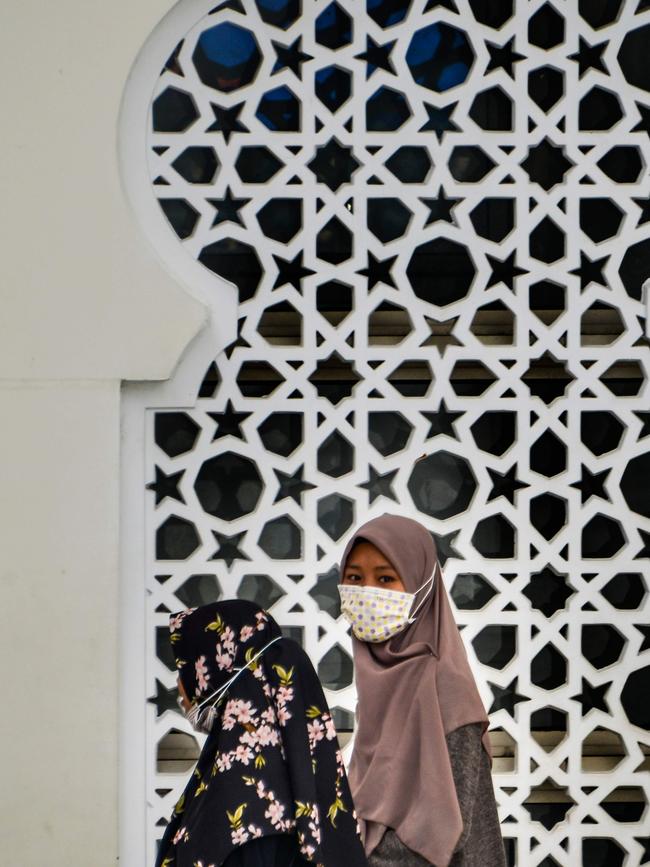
0, 2, 204, 863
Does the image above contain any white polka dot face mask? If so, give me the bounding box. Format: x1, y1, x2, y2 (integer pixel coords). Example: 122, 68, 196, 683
338, 571, 435, 643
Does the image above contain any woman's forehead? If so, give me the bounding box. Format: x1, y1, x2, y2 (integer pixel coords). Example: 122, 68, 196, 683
346, 539, 396, 567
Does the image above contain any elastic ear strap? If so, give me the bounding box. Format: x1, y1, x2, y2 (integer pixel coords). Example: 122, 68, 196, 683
409, 561, 440, 621
194, 634, 282, 712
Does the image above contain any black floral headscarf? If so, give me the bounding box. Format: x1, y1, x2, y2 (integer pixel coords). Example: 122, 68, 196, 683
156, 600, 367, 867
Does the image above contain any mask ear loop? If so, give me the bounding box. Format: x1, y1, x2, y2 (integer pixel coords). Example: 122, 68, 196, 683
191, 634, 283, 714
407, 561, 440, 623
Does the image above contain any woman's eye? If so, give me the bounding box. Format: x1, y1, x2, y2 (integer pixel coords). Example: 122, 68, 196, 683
379, 574, 396, 584
345, 573, 361, 582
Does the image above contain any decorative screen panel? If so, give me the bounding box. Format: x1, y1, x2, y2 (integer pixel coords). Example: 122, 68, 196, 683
140, 1, 650, 864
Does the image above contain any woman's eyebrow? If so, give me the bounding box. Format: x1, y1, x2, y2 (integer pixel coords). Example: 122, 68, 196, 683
373, 564, 396, 571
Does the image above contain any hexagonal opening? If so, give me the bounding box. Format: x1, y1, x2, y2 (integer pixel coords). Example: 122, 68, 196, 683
258, 515, 302, 559
450, 573, 497, 610
259, 300, 302, 346
256, 85, 300, 131
528, 66, 564, 112
199, 237, 264, 304
172, 146, 219, 183
318, 644, 353, 690
473, 625, 517, 669
581, 726, 627, 772
317, 430, 354, 477
315, 64, 352, 112
472, 513, 516, 558
531, 643, 567, 690
317, 494, 355, 540
367, 198, 413, 242
368, 411, 413, 455
257, 198, 302, 244
469, 300, 515, 346
530, 493, 566, 541
531, 705, 567, 752
581, 624, 626, 669
368, 300, 413, 345
384, 146, 432, 183
192, 23, 261, 92
579, 86, 623, 131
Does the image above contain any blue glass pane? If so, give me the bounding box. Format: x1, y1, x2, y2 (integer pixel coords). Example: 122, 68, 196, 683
366, 86, 411, 131
255, 0, 301, 29
193, 23, 261, 92
315, 65, 352, 112
406, 23, 474, 92
315, 2, 353, 49
256, 85, 301, 131
367, 0, 412, 28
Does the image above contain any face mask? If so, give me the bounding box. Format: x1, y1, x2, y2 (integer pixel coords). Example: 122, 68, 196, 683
181, 698, 217, 735
179, 635, 282, 734
338, 568, 436, 643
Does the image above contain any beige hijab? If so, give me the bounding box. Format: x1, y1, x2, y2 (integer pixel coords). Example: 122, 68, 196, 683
340, 513, 491, 866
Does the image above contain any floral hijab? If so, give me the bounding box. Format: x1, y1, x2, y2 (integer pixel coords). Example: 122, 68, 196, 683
156, 600, 367, 867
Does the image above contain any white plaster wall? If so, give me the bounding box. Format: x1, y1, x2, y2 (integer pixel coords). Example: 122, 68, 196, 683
0, 0, 205, 381
0, 382, 121, 863
0, 2, 206, 864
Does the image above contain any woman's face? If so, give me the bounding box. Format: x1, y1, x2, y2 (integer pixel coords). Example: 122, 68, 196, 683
342, 541, 406, 592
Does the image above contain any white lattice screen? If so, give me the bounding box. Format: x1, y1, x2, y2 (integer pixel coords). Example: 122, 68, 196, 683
121, 0, 650, 864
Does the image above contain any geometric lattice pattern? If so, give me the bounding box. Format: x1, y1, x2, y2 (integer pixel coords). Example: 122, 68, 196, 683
143, 1, 650, 864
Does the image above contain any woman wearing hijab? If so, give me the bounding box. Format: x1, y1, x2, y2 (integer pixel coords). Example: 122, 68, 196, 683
156, 599, 368, 867
338, 513, 506, 867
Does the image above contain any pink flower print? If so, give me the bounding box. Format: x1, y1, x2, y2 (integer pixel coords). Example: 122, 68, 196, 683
231, 826, 249, 846
216, 753, 233, 772
323, 714, 337, 741
256, 780, 267, 800
169, 614, 185, 634
195, 655, 210, 692
172, 826, 187, 845
261, 707, 277, 725
276, 686, 294, 705
169, 608, 196, 634
309, 819, 321, 844
240, 625, 254, 642
215, 646, 233, 671
235, 700, 255, 724
221, 626, 236, 653
240, 729, 260, 749
248, 824, 262, 838
307, 719, 325, 750
276, 705, 292, 726
265, 800, 285, 828
235, 745, 254, 765
222, 702, 237, 731
256, 724, 278, 747
300, 843, 316, 858
255, 611, 268, 630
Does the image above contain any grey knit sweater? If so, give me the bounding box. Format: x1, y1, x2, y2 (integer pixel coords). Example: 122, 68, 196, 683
367, 723, 506, 867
